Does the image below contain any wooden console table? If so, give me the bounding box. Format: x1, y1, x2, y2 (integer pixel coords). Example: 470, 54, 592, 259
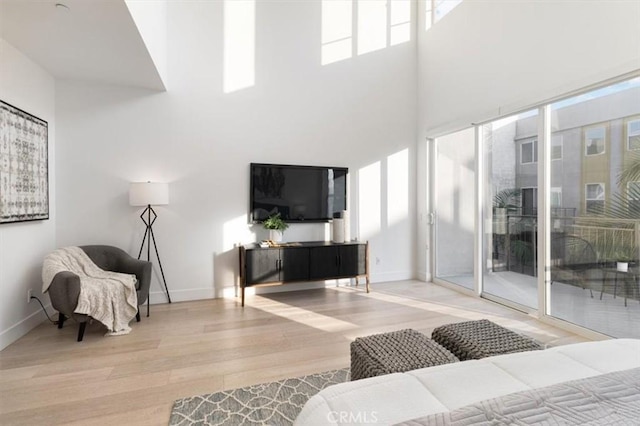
238, 241, 370, 306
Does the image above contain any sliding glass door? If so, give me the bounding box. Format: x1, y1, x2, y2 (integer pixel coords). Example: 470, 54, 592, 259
547, 79, 640, 338
482, 110, 539, 309
434, 127, 475, 290
430, 76, 640, 338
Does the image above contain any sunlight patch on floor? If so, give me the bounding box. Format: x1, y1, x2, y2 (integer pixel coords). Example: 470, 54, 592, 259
351, 288, 494, 320
251, 296, 358, 333
338, 285, 562, 340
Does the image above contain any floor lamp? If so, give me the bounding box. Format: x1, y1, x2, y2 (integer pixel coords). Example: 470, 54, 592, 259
129, 182, 172, 317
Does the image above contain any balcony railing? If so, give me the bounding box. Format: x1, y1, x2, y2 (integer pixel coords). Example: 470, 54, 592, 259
568, 219, 640, 264
491, 212, 640, 277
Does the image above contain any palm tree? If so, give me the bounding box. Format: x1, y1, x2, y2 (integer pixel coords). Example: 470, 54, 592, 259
609, 152, 640, 220
582, 153, 640, 263
617, 152, 640, 189
493, 188, 521, 213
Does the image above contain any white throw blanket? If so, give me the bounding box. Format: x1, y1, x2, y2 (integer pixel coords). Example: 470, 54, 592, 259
42, 246, 138, 336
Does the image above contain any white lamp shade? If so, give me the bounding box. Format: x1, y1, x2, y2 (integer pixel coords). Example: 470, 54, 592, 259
129, 182, 169, 206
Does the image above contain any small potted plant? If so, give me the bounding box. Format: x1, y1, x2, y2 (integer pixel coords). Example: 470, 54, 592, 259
614, 245, 637, 272
262, 213, 289, 243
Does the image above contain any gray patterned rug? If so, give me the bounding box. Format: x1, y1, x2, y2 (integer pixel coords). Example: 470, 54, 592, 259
169, 368, 350, 425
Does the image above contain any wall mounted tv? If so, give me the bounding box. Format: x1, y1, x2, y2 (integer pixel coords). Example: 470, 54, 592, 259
250, 163, 348, 222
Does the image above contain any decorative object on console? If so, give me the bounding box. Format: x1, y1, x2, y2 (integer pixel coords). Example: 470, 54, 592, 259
129, 181, 171, 309
331, 217, 344, 243
332, 210, 351, 243
262, 212, 289, 242
343, 209, 350, 241
0, 100, 49, 224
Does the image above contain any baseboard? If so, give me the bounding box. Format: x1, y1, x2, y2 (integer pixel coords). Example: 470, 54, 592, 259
371, 270, 414, 283
0, 305, 51, 351
252, 272, 415, 295
148, 288, 215, 304
147, 271, 415, 304
253, 280, 347, 295
416, 270, 429, 282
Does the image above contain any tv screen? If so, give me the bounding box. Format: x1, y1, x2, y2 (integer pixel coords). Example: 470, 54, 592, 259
250, 163, 348, 222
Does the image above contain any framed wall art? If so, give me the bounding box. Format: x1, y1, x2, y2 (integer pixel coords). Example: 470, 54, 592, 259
0, 100, 49, 224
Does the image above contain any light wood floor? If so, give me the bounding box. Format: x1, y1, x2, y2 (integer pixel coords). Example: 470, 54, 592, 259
0, 280, 592, 425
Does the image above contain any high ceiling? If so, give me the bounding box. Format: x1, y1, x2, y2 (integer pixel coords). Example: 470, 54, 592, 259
0, 0, 165, 90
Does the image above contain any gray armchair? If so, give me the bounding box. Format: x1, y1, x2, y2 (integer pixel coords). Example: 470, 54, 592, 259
48, 245, 152, 341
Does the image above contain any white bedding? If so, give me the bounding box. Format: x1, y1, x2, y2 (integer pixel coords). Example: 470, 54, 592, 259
294, 338, 640, 425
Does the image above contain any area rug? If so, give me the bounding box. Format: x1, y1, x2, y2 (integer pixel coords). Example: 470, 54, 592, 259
169, 368, 350, 425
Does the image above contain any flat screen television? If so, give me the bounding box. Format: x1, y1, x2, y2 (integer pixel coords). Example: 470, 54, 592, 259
250, 163, 348, 222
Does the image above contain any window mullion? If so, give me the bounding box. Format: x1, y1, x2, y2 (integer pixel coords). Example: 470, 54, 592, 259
538, 105, 551, 317
474, 125, 483, 297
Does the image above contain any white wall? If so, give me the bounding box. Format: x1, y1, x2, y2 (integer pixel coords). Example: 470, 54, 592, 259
0, 38, 56, 350
419, 1, 640, 136
416, 0, 640, 279
55, 1, 418, 304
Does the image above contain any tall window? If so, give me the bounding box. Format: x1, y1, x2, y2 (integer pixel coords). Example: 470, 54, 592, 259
551, 187, 562, 208
551, 135, 563, 160
323, 1, 412, 65
585, 127, 606, 156
629, 182, 640, 211
585, 183, 605, 214
628, 119, 640, 151
521, 139, 537, 164
521, 187, 537, 216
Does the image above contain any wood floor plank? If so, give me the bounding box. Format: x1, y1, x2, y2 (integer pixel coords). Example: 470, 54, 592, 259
0, 280, 590, 425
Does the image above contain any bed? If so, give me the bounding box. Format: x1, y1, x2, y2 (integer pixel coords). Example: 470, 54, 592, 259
294, 338, 640, 425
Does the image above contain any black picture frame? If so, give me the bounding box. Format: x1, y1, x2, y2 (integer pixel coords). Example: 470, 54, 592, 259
0, 100, 49, 224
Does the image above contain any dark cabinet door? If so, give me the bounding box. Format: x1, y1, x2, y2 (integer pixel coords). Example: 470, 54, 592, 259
246, 248, 280, 284
281, 248, 310, 281
339, 245, 366, 277
309, 246, 341, 279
